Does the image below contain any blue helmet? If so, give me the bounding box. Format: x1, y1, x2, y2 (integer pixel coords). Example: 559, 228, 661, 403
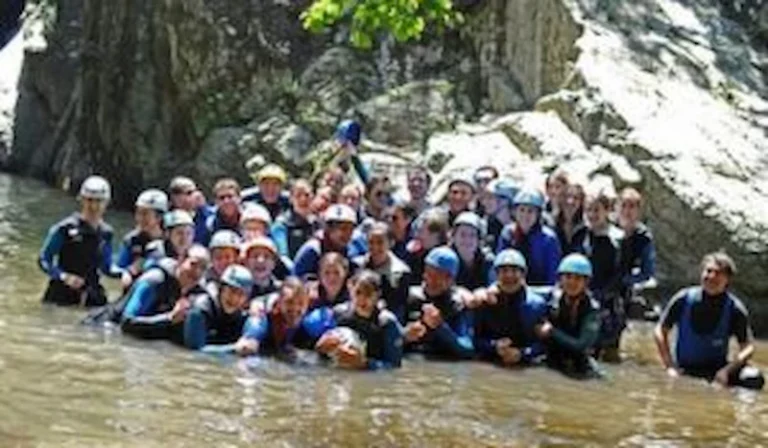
513, 188, 545, 209
219, 264, 254, 295
424, 246, 460, 279
494, 249, 527, 272
335, 119, 361, 146
488, 179, 519, 204
557, 254, 593, 278
453, 211, 484, 237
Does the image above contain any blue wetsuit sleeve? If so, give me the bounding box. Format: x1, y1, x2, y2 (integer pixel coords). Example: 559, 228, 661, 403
120, 280, 176, 339
625, 241, 657, 286
367, 319, 403, 370
116, 241, 134, 270
38, 224, 65, 281
292, 245, 320, 278
302, 307, 336, 339
271, 222, 289, 257
350, 154, 371, 185
183, 308, 209, 350
551, 309, 600, 353
101, 233, 123, 278
242, 315, 269, 342
429, 313, 475, 359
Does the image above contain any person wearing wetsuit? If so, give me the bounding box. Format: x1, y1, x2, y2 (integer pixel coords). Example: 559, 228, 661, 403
116, 189, 169, 289
202, 178, 243, 246
654, 252, 765, 390
444, 174, 475, 226
120, 246, 211, 344
388, 199, 417, 261
161, 209, 195, 260
553, 182, 586, 256
571, 191, 624, 361
617, 188, 657, 314
240, 164, 291, 221
316, 270, 403, 370
403, 247, 474, 359
184, 264, 254, 352
352, 222, 411, 324
38, 176, 123, 307
235, 277, 335, 359
451, 212, 495, 291
205, 230, 242, 289
536, 254, 602, 379
482, 178, 517, 250
497, 189, 561, 287
405, 165, 432, 216
168, 176, 212, 245
292, 204, 357, 278
473, 250, 547, 367
308, 252, 351, 310
405, 208, 450, 286
271, 179, 317, 259
241, 237, 282, 301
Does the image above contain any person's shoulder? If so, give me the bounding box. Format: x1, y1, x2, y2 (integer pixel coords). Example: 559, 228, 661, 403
634, 222, 654, 240
407, 285, 426, 302
727, 291, 750, 318
524, 287, 547, 308
539, 224, 559, 240
53, 213, 80, 231
297, 238, 322, 254
378, 309, 399, 326
121, 228, 142, 244
240, 186, 260, 202
389, 253, 411, 275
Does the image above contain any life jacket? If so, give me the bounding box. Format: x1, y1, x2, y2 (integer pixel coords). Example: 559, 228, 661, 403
119, 229, 154, 268
675, 287, 732, 370
475, 287, 546, 348
53, 214, 114, 287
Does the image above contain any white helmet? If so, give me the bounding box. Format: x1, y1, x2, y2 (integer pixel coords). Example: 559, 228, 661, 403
209, 230, 242, 251
241, 203, 272, 226
135, 189, 169, 213
79, 176, 111, 201
323, 204, 358, 225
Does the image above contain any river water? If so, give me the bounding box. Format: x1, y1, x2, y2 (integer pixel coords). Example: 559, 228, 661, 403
0, 173, 766, 447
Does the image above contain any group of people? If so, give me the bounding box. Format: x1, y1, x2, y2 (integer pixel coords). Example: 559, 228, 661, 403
37, 119, 764, 389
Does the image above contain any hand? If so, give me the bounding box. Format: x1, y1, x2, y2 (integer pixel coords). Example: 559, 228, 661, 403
62, 273, 85, 290
169, 298, 190, 324
714, 366, 730, 386
234, 337, 260, 356
421, 304, 443, 329
498, 346, 522, 366
249, 300, 265, 317
404, 321, 427, 342
120, 271, 134, 289
666, 366, 682, 378
535, 321, 553, 339
315, 333, 342, 354
335, 345, 366, 369
494, 338, 512, 356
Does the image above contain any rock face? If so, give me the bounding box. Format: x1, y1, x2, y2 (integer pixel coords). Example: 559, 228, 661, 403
9, 0, 768, 330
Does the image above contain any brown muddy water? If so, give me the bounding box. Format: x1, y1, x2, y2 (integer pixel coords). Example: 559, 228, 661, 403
0, 173, 766, 447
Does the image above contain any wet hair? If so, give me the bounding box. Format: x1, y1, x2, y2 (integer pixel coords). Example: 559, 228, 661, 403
290, 178, 312, 195
319, 252, 350, 274
213, 178, 241, 196
620, 187, 643, 206
701, 251, 737, 278
351, 269, 382, 294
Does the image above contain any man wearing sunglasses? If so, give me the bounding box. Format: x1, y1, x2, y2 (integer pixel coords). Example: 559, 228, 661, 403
168, 176, 212, 245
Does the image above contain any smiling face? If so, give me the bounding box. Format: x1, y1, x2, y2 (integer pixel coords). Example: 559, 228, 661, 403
423, 265, 452, 296
700, 260, 729, 296
279, 287, 310, 327
211, 247, 238, 277
585, 197, 609, 229
291, 181, 313, 215
448, 183, 473, 213
215, 187, 240, 218
178, 254, 207, 288
320, 262, 346, 297
452, 224, 479, 256
351, 281, 378, 318
259, 178, 282, 204
560, 273, 588, 298
220, 284, 248, 314
244, 247, 276, 281
367, 231, 390, 265
135, 206, 161, 233
514, 205, 539, 232
169, 225, 194, 256
408, 170, 429, 201
327, 222, 355, 249
497, 266, 525, 294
